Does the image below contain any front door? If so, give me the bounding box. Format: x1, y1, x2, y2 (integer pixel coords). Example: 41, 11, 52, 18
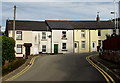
25, 46, 30, 55
74, 42, 79, 53
54, 44, 58, 54
92, 42, 96, 51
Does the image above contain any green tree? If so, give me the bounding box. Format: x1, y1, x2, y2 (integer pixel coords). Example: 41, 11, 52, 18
2, 36, 16, 65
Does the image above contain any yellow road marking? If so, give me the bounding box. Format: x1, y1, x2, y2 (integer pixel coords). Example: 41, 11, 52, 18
5, 56, 39, 81
86, 54, 115, 83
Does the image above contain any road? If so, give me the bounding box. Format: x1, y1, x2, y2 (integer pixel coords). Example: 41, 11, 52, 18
11, 53, 106, 81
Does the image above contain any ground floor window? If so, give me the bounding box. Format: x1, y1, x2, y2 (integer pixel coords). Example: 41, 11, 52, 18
62, 43, 66, 50
81, 41, 85, 49
42, 45, 46, 52
16, 44, 22, 54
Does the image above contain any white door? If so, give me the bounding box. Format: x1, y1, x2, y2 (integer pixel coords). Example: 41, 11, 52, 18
74, 42, 79, 53
92, 42, 96, 51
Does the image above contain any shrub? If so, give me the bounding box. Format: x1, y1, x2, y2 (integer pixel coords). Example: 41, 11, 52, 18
2, 36, 16, 65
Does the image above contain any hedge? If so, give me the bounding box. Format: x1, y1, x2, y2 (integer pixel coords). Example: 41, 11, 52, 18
2, 36, 16, 65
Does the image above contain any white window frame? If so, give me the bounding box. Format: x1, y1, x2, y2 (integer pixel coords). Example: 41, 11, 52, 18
62, 31, 66, 39
81, 30, 85, 38
42, 45, 46, 52
16, 44, 22, 54
81, 41, 85, 49
62, 43, 66, 50
42, 32, 46, 39
16, 31, 22, 40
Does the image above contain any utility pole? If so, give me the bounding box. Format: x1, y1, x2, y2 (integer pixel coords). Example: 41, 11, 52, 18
12, 5, 16, 39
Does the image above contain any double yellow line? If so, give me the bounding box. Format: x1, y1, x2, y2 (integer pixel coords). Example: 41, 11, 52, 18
5, 56, 39, 81
86, 55, 115, 83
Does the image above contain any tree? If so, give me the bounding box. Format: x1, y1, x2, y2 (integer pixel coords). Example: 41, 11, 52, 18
2, 36, 16, 65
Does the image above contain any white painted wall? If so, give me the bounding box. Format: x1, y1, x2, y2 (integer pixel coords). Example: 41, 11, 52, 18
52, 30, 74, 53
32, 31, 51, 54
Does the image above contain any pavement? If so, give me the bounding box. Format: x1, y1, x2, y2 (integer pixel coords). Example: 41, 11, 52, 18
90, 54, 120, 82
2, 52, 120, 82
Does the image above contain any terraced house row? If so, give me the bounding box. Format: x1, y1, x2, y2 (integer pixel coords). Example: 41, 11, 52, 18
5, 17, 115, 57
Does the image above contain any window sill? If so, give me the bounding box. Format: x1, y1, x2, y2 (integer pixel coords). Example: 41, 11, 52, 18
41, 39, 47, 41
16, 53, 22, 54
16, 39, 22, 40
62, 49, 68, 51
61, 38, 67, 40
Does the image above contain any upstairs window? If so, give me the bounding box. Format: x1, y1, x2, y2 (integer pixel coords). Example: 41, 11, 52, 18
16, 31, 22, 40
42, 32, 46, 39
98, 30, 101, 36
81, 30, 85, 38
16, 44, 22, 54
113, 29, 116, 34
62, 43, 66, 50
62, 31, 66, 39
42, 45, 46, 52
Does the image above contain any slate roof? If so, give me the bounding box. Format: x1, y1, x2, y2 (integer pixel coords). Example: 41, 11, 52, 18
6, 20, 117, 31
6, 20, 50, 31
70, 21, 116, 30
45, 20, 74, 30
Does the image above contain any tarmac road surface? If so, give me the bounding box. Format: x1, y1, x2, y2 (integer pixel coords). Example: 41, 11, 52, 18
9, 53, 106, 81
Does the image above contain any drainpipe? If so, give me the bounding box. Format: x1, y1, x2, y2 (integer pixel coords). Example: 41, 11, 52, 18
51, 30, 52, 53
89, 29, 91, 52
73, 30, 74, 53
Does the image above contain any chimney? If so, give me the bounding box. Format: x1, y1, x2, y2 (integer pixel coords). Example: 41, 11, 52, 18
96, 12, 100, 22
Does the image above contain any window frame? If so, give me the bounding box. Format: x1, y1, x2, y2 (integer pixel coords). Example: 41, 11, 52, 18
98, 30, 101, 36
81, 30, 85, 38
16, 31, 22, 40
62, 31, 67, 39
16, 44, 22, 54
42, 32, 46, 40
42, 45, 46, 52
81, 41, 85, 49
62, 43, 66, 50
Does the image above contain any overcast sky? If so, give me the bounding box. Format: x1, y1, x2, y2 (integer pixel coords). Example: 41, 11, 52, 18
1, 0, 120, 31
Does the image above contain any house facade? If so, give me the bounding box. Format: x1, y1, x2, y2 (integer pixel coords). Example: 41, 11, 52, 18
46, 20, 74, 53
6, 19, 115, 57
6, 20, 51, 57
72, 21, 114, 53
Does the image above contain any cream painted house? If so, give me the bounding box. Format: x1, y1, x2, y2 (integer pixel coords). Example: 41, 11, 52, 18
6, 19, 115, 57
6, 20, 51, 57
72, 21, 114, 53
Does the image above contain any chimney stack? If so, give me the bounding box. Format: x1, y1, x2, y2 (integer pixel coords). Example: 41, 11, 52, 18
96, 12, 100, 22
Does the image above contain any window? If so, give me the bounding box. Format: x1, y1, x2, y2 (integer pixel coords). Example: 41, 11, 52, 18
62, 31, 66, 39
42, 32, 46, 39
75, 43, 77, 48
16, 44, 22, 54
81, 41, 85, 49
98, 40, 102, 46
113, 29, 116, 34
42, 45, 46, 52
98, 30, 101, 36
62, 43, 66, 49
16, 31, 22, 40
81, 30, 85, 37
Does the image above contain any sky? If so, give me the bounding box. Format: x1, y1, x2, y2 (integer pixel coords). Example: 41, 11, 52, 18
1, 0, 120, 31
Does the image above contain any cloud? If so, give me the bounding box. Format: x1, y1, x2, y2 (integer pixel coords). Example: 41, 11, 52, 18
2, 0, 119, 2
2, 2, 118, 29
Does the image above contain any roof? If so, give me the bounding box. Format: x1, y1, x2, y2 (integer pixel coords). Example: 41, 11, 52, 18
6, 20, 50, 31
70, 21, 116, 30
6, 20, 117, 31
45, 20, 74, 30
